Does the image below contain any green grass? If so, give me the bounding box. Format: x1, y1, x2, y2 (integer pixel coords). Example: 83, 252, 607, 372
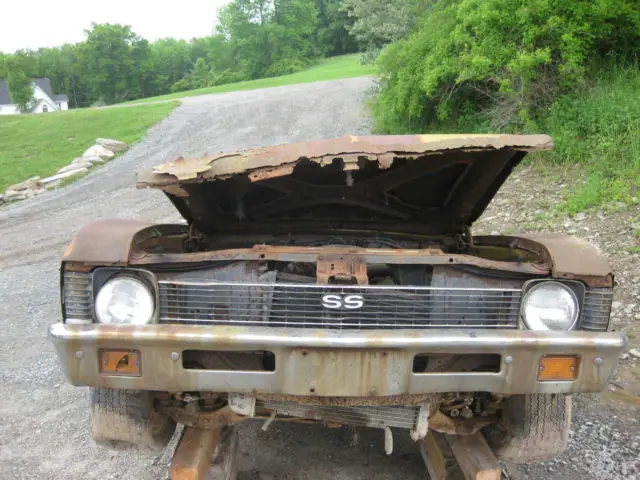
125, 54, 374, 104
0, 102, 178, 192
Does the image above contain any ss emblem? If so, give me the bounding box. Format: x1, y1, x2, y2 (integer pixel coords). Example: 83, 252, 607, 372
321, 294, 364, 309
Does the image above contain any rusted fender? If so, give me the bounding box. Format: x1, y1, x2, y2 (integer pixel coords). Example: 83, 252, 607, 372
63, 219, 153, 265
475, 234, 613, 288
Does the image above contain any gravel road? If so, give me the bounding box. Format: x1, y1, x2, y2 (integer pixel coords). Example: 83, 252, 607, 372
1, 77, 639, 480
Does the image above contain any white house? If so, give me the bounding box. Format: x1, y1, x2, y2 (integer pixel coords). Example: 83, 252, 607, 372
0, 78, 69, 115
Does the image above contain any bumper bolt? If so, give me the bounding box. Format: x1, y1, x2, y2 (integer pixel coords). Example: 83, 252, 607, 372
75, 351, 84, 359
504, 355, 513, 365
170, 351, 180, 361
594, 357, 604, 366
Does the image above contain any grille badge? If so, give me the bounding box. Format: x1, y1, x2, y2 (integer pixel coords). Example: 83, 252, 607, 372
321, 294, 364, 309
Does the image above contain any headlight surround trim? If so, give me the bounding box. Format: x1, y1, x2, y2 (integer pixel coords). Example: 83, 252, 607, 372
92, 268, 158, 325
520, 280, 582, 331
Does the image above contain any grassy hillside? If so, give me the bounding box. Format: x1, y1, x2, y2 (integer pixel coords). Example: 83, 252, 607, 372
0, 102, 178, 192
125, 54, 374, 104
537, 67, 640, 214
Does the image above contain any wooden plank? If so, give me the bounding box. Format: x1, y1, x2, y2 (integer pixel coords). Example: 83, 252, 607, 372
170, 427, 222, 480
445, 433, 501, 480
420, 431, 463, 480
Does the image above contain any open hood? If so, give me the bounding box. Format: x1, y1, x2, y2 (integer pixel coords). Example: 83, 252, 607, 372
137, 134, 553, 236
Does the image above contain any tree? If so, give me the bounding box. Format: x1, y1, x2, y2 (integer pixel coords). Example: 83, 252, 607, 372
78, 23, 144, 104
342, 0, 429, 60
149, 38, 193, 95
314, 0, 357, 56
192, 58, 211, 88
7, 70, 33, 112
0, 6, 360, 106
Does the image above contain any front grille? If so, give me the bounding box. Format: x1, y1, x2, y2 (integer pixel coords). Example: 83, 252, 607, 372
158, 281, 522, 329
580, 288, 613, 331
62, 271, 93, 323
256, 399, 420, 429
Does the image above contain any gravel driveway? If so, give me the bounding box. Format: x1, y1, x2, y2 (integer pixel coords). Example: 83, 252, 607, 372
1, 77, 639, 480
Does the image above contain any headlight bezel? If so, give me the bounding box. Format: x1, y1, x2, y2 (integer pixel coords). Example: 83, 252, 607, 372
520, 279, 584, 331
92, 268, 158, 325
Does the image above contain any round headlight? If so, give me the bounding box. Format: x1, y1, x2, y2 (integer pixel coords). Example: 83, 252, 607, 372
521, 281, 579, 331
95, 276, 154, 325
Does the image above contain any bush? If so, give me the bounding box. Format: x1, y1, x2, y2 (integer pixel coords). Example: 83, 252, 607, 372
210, 69, 248, 86
89, 98, 108, 107
373, 0, 640, 133
542, 65, 640, 212
170, 77, 193, 93
264, 58, 310, 77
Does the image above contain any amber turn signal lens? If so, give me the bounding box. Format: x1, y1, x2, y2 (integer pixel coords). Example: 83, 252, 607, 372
538, 355, 579, 381
99, 350, 141, 376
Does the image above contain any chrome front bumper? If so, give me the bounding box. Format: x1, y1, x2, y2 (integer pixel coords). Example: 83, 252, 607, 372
49, 324, 626, 396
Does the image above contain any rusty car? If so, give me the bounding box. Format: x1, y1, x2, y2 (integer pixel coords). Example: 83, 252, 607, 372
50, 134, 626, 463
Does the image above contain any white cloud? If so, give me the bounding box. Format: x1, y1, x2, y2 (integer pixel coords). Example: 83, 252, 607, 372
1, 0, 230, 53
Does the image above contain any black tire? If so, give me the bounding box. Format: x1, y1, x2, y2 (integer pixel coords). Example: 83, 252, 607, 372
486, 394, 572, 464
90, 388, 176, 450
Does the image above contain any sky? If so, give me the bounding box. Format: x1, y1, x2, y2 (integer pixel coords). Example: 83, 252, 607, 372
0, 0, 230, 53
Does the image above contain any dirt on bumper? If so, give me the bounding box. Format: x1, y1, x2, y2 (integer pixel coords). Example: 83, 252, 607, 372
49, 324, 626, 396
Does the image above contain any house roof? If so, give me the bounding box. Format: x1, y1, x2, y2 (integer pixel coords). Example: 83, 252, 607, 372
0, 80, 11, 105
33, 78, 54, 98
0, 77, 68, 106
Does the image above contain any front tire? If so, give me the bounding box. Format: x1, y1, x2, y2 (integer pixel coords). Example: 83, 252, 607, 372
486, 393, 572, 463
90, 388, 176, 450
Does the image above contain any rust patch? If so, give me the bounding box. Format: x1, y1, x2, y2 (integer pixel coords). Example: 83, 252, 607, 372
62, 219, 153, 265
316, 254, 368, 284
162, 406, 246, 430
137, 134, 553, 187
253, 393, 443, 406
428, 411, 496, 436
131, 244, 550, 277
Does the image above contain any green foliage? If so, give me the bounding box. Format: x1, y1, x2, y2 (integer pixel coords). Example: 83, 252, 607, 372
342, 0, 431, 60
371, 0, 640, 212
6, 70, 33, 112
78, 23, 144, 104
1, 0, 362, 107
545, 66, 640, 213
264, 57, 309, 77
125, 54, 373, 104
314, 0, 357, 56
219, 0, 319, 79
0, 102, 178, 192
374, 0, 640, 133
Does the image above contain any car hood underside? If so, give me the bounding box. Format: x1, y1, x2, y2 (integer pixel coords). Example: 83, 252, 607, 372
137, 134, 553, 236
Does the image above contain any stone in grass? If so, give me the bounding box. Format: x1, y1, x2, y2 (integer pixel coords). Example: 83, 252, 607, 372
72, 155, 106, 166
7, 176, 41, 192
96, 138, 129, 153
25, 188, 47, 198
630, 348, 640, 359
38, 168, 89, 189
4, 189, 28, 201
58, 162, 93, 174
82, 144, 115, 160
